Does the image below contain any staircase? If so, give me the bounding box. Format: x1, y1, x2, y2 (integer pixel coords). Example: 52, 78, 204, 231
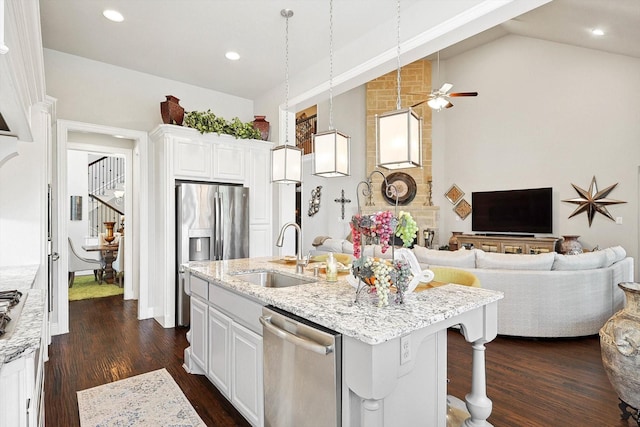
88, 156, 125, 237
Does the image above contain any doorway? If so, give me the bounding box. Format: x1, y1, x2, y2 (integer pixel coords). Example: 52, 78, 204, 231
53, 120, 150, 336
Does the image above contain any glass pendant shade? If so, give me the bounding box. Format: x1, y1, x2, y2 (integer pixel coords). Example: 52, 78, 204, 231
271, 143, 302, 183
313, 130, 350, 177
376, 107, 422, 169
427, 96, 451, 110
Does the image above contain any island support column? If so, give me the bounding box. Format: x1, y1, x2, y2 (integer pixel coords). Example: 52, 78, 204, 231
458, 302, 499, 427
463, 339, 493, 426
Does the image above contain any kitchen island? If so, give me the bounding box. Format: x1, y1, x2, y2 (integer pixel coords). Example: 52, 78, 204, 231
184, 257, 503, 427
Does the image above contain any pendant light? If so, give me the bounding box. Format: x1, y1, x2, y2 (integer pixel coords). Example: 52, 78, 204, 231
271, 9, 303, 184
375, 0, 422, 170
313, 0, 350, 178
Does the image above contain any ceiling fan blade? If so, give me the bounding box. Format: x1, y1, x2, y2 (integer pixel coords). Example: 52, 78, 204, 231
411, 100, 428, 108
445, 101, 454, 109
449, 92, 478, 97
440, 83, 453, 93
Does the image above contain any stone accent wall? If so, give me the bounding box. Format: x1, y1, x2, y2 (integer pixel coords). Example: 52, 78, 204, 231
363, 59, 439, 247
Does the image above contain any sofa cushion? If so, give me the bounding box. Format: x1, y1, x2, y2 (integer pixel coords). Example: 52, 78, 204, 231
602, 247, 625, 267
412, 247, 477, 268
476, 251, 555, 271
552, 251, 608, 270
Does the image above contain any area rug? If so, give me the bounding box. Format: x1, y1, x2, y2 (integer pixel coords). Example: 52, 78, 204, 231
77, 368, 205, 427
69, 274, 124, 301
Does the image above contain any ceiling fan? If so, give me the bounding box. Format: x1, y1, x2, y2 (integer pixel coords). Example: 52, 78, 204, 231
410, 51, 478, 111
412, 83, 478, 110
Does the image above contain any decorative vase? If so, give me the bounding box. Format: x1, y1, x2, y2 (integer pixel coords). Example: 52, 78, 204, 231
560, 235, 583, 255
104, 221, 116, 245
600, 282, 640, 415
252, 115, 270, 141
160, 95, 185, 125
449, 232, 462, 251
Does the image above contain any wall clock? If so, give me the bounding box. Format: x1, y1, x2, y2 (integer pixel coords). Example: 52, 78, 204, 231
381, 172, 417, 206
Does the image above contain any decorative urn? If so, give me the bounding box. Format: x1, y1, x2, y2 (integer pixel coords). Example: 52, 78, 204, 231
160, 95, 185, 126
600, 282, 640, 415
252, 115, 270, 141
559, 235, 583, 255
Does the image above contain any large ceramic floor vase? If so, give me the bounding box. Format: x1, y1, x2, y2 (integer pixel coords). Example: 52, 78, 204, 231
600, 282, 640, 418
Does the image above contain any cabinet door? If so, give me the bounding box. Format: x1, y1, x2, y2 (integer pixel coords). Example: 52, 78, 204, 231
173, 137, 212, 179
249, 224, 271, 258
213, 144, 245, 181
0, 353, 35, 427
190, 297, 208, 371
231, 322, 264, 427
247, 147, 271, 225
208, 306, 232, 399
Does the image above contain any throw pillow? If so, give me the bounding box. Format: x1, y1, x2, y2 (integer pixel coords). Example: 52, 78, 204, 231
475, 251, 555, 271
552, 251, 608, 270
412, 247, 477, 268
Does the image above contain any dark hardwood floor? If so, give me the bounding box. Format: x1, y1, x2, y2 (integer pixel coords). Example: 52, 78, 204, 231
45, 295, 250, 427
45, 295, 634, 427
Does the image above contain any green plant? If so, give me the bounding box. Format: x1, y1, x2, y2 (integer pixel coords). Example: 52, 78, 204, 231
183, 110, 262, 139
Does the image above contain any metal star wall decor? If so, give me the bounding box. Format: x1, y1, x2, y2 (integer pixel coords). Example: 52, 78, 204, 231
562, 176, 626, 227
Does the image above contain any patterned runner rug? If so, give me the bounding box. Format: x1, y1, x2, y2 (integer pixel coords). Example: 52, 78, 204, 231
77, 368, 205, 426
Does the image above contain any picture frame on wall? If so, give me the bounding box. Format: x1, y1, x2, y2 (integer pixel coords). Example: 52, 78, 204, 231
454, 199, 472, 220
445, 184, 464, 205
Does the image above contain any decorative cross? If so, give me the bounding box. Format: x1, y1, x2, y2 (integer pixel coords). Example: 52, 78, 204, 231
334, 189, 351, 220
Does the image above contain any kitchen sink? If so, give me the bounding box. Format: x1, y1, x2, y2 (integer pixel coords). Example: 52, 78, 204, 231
231, 270, 316, 288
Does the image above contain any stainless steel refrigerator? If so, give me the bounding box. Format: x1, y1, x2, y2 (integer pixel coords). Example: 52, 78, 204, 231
176, 181, 249, 326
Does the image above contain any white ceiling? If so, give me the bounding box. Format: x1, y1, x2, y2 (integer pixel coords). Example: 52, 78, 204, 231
39, 0, 640, 101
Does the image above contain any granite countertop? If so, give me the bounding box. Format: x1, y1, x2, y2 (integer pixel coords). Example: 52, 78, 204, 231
186, 257, 504, 345
0, 265, 44, 367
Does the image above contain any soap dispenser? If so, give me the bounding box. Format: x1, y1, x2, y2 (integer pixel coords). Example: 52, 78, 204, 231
326, 252, 338, 282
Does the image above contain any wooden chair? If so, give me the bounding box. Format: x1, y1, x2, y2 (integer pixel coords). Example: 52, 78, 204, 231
68, 238, 104, 287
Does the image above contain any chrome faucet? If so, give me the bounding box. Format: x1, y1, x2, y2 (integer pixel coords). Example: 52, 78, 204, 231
276, 222, 308, 274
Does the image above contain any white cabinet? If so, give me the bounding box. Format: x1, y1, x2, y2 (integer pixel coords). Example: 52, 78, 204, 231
150, 125, 274, 328
213, 143, 245, 182
0, 348, 43, 427
247, 145, 272, 258
231, 322, 263, 427
208, 306, 232, 398
189, 297, 208, 371
173, 137, 212, 179
184, 272, 265, 427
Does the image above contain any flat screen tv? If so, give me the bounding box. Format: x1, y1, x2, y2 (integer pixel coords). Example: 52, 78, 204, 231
471, 187, 552, 234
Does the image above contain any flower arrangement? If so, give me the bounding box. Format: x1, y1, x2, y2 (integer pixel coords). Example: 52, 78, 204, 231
348, 210, 419, 306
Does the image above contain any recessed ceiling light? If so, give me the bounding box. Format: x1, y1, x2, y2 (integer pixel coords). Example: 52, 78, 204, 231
103, 9, 124, 23
591, 28, 605, 36
225, 51, 240, 61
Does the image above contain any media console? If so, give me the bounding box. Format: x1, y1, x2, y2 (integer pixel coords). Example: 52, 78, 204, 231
456, 234, 560, 254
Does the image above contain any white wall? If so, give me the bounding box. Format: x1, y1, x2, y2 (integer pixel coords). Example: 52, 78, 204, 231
0, 140, 45, 266
301, 85, 367, 252
44, 49, 255, 131
433, 35, 640, 274
66, 151, 95, 254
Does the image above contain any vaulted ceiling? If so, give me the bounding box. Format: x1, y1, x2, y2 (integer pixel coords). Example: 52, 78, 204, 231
39, 0, 639, 102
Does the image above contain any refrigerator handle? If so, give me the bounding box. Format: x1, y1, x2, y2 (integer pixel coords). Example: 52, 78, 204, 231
219, 192, 224, 260
214, 192, 222, 260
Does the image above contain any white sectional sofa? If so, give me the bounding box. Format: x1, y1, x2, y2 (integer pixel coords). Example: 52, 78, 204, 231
312, 238, 634, 338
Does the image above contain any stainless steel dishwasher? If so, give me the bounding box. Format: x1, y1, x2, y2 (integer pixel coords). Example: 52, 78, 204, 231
260, 305, 342, 427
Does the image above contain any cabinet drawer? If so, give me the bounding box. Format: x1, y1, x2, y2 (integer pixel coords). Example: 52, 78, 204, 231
209, 284, 264, 335
190, 275, 209, 299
